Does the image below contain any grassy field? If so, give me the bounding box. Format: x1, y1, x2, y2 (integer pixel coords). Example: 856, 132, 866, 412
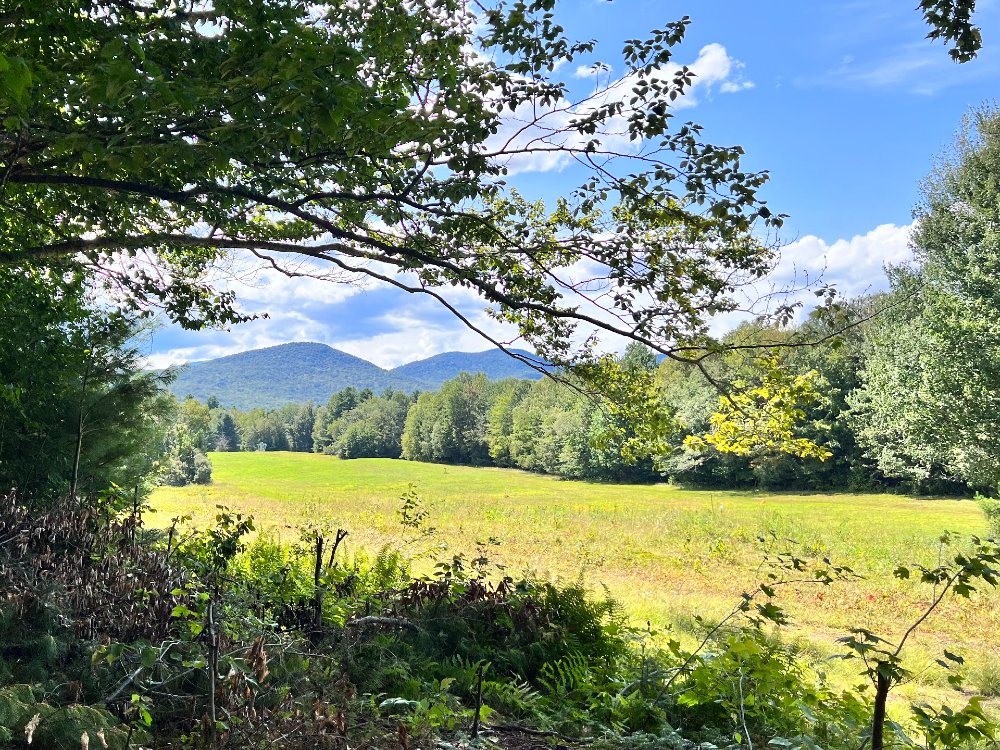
150, 452, 1000, 702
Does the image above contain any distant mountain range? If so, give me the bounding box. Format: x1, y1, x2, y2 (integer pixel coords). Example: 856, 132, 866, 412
168, 342, 545, 409
391, 348, 547, 385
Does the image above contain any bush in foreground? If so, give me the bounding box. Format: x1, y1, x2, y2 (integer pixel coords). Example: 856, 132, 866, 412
0, 488, 996, 750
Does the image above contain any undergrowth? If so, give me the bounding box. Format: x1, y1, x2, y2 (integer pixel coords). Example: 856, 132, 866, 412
0, 488, 997, 750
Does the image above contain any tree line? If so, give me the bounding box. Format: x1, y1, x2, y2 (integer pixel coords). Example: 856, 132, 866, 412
174, 98, 1000, 497
174, 333, 863, 490
171, 202, 997, 500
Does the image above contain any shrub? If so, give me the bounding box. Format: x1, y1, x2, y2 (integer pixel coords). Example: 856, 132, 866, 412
161, 445, 213, 486
976, 496, 1000, 536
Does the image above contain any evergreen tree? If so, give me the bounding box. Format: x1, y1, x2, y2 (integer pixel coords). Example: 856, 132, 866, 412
0, 267, 174, 499
214, 413, 239, 452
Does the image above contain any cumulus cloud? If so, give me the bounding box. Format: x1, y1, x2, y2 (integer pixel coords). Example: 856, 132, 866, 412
141, 257, 376, 368
332, 305, 520, 369
706, 222, 916, 336
599, 43, 753, 113
776, 221, 914, 297
224, 268, 370, 310
574, 63, 612, 79
490, 43, 754, 175
143, 308, 340, 370
677, 43, 755, 106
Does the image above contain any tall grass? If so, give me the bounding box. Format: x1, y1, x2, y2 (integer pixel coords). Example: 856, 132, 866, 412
151, 452, 1000, 705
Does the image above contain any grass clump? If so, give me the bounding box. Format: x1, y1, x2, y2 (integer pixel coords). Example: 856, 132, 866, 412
966, 655, 1000, 697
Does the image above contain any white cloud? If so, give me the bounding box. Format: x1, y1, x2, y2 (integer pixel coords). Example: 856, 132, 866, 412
332, 303, 521, 369
707, 222, 916, 336
680, 43, 754, 106
549, 57, 568, 73
595, 43, 754, 113
776, 221, 914, 297
142, 258, 380, 369
488, 43, 754, 175
574, 63, 611, 78
823, 49, 937, 91
228, 265, 370, 308
809, 36, 1000, 95
144, 307, 339, 370
720, 79, 755, 93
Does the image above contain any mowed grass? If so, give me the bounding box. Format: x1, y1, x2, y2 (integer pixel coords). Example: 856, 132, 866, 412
150, 452, 1000, 703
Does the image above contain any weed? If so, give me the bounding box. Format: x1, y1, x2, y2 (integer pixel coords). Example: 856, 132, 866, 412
966, 655, 1000, 697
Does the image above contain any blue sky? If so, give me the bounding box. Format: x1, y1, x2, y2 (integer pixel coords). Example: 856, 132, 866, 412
145, 0, 1000, 369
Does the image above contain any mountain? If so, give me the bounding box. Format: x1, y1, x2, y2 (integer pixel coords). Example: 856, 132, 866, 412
168, 343, 546, 409
389, 348, 546, 389
169, 343, 427, 410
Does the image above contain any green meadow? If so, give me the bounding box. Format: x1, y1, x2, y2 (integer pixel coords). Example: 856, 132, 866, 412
151, 451, 1000, 703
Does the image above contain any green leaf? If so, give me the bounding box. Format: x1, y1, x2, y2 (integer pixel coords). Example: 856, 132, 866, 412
943, 649, 965, 664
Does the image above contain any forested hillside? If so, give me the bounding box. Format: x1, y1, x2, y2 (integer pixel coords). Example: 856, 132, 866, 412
169, 343, 547, 408
169, 342, 426, 409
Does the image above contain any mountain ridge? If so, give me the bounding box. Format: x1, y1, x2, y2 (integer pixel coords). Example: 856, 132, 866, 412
390, 347, 545, 385
168, 342, 544, 409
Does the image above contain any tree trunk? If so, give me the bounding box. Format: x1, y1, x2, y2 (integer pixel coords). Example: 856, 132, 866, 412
70, 358, 92, 498
871, 670, 891, 750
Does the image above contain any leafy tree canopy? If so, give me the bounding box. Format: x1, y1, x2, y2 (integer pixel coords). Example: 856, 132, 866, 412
2, 0, 789, 371
919, 0, 983, 62
1, 1, 983, 461
850, 106, 1000, 491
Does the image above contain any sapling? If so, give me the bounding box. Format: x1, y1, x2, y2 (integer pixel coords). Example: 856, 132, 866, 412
836, 534, 1000, 750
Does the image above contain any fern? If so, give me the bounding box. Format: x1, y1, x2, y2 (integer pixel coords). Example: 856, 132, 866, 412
0, 684, 36, 729
482, 679, 540, 717
0, 685, 131, 750
539, 652, 592, 697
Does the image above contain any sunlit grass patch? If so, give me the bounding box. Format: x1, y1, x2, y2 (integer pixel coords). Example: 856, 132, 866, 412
150, 452, 999, 708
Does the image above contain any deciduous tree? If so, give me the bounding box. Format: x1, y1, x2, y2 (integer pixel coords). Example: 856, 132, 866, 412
1, 0, 786, 374
850, 107, 1000, 491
